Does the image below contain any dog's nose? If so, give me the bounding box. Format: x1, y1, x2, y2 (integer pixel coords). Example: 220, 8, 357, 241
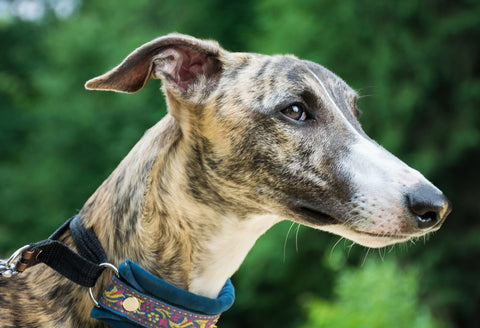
407, 184, 452, 230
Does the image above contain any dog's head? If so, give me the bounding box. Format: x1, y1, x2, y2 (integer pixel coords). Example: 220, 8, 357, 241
86, 33, 451, 248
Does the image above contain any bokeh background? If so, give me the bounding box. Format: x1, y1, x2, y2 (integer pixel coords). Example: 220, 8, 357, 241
1, 0, 479, 327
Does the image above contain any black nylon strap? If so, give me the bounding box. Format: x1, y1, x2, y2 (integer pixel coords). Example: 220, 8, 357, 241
28, 239, 105, 287
48, 215, 74, 240
21, 215, 108, 287
70, 215, 107, 264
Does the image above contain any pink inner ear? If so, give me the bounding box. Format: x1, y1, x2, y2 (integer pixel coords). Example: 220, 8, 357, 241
175, 47, 212, 92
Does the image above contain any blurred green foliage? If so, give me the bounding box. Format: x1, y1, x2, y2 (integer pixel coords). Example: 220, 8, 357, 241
301, 259, 450, 328
1, 0, 479, 327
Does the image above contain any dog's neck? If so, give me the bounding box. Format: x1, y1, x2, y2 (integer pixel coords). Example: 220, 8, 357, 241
80, 114, 278, 298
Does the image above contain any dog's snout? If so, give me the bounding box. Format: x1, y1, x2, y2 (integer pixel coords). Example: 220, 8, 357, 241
407, 184, 452, 230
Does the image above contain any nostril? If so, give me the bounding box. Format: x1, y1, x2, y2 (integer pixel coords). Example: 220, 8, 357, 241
415, 211, 437, 229
407, 184, 451, 230
409, 201, 439, 229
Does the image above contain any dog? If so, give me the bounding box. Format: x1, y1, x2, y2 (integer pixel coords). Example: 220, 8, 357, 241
0, 33, 451, 327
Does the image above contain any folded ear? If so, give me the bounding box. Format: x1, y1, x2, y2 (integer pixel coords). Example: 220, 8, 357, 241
85, 33, 223, 95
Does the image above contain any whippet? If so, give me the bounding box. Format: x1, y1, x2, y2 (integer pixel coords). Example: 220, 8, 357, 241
0, 33, 451, 327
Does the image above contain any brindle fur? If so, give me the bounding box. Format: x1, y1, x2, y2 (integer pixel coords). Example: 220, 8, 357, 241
0, 34, 450, 327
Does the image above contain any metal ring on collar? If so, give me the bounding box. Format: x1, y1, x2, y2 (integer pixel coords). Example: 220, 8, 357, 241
0, 244, 31, 278
89, 262, 120, 308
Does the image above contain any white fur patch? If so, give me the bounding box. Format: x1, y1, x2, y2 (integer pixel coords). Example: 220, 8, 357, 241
189, 214, 280, 298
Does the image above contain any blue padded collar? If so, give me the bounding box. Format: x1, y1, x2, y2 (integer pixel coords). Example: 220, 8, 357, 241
119, 260, 235, 315
90, 260, 235, 328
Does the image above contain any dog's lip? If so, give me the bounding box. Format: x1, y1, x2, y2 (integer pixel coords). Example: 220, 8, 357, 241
352, 229, 410, 239
291, 206, 340, 226
349, 227, 424, 242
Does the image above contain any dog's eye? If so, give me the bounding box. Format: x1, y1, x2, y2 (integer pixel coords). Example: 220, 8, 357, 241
282, 104, 308, 121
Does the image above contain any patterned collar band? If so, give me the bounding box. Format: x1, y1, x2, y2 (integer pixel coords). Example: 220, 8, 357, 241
90, 260, 235, 328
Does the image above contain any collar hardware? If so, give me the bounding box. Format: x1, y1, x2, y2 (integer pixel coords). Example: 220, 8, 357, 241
96, 274, 221, 328
123, 297, 140, 312
0, 216, 235, 327
89, 262, 120, 308
0, 244, 31, 278
91, 260, 234, 328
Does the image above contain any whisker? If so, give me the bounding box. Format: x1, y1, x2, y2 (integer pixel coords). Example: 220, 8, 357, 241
378, 247, 386, 261
387, 244, 395, 254
361, 248, 371, 266
330, 237, 345, 258
347, 241, 356, 257
283, 222, 296, 263
295, 223, 301, 252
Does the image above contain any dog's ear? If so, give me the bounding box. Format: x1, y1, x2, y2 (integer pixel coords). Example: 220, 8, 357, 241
85, 33, 223, 95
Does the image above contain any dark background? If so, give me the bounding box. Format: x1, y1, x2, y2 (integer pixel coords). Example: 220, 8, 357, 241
1, 0, 479, 327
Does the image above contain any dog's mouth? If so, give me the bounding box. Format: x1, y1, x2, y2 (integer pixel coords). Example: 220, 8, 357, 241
291, 206, 340, 226
287, 196, 446, 248
290, 205, 421, 247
